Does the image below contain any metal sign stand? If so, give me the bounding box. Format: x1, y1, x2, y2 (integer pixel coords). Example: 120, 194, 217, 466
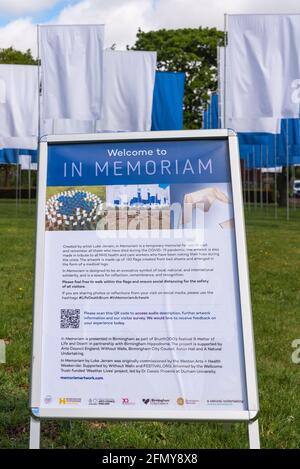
29, 416, 40, 449
248, 419, 260, 449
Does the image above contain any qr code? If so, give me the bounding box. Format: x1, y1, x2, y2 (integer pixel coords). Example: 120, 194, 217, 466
60, 309, 80, 329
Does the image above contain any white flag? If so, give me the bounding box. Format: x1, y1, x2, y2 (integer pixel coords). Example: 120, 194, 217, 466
19, 154, 31, 170
226, 117, 281, 134
219, 45, 280, 133
227, 14, 300, 121
97, 50, 157, 132
41, 119, 94, 136
0, 64, 38, 149
40, 25, 105, 120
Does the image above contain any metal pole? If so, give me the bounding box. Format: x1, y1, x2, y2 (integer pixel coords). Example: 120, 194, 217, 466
17, 151, 22, 205
266, 144, 269, 215
217, 46, 222, 129
274, 133, 278, 220
28, 166, 31, 208
247, 153, 250, 211
292, 163, 296, 212
260, 145, 263, 210
224, 14, 228, 128
15, 163, 19, 210
243, 158, 246, 204
210, 94, 213, 130
37, 25, 41, 141
253, 145, 257, 210
286, 119, 290, 220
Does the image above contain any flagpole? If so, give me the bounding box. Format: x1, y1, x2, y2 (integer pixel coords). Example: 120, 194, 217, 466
224, 14, 228, 128
286, 119, 290, 220
252, 145, 255, 210
274, 133, 278, 220
217, 46, 221, 128
260, 145, 263, 210
15, 162, 19, 211
266, 144, 269, 217
209, 94, 212, 129
28, 165, 31, 209
292, 163, 296, 212
243, 158, 246, 204
17, 150, 22, 205
247, 152, 250, 212
37, 25, 41, 142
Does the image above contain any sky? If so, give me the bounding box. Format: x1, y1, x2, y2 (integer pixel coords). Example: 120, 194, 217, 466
0, 0, 300, 57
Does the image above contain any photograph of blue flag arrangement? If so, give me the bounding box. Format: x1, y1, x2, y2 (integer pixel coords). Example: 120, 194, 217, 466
45, 188, 105, 231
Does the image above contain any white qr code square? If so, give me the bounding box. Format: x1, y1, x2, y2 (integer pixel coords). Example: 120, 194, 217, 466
60, 309, 80, 328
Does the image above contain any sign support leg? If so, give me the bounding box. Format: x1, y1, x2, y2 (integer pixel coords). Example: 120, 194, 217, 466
248, 419, 260, 449
29, 416, 41, 449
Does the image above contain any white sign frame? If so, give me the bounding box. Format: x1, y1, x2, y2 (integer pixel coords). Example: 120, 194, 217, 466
30, 129, 259, 447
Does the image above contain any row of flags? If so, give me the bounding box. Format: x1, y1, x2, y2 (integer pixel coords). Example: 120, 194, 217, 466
0, 69, 185, 165
0, 24, 185, 164
203, 14, 300, 169
203, 93, 300, 169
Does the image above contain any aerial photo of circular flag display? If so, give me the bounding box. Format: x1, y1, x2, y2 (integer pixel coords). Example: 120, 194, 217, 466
45, 190, 103, 231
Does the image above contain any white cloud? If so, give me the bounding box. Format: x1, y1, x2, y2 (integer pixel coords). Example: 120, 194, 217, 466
147, 0, 300, 31
55, 0, 153, 49
54, 0, 300, 48
0, 1, 60, 15
0, 18, 37, 54
2, 0, 300, 56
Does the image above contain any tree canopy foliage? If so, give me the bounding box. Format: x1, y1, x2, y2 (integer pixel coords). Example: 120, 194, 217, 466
131, 27, 224, 129
0, 47, 37, 65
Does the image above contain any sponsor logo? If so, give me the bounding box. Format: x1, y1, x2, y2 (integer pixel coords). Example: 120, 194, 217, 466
88, 398, 115, 406
59, 397, 81, 405
176, 397, 199, 406
177, 397, 185, 406
142, 398, 170, 406
122, 397, 135, 406
44, 395, 52, 404
185, 399, 200, 405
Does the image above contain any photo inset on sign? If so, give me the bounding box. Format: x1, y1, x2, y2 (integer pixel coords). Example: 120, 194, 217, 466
102, 184, 171, 230
45, 186, 106, 231
169, 182, 233, 230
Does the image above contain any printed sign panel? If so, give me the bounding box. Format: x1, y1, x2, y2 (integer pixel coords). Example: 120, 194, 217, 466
30, 131, 258, 420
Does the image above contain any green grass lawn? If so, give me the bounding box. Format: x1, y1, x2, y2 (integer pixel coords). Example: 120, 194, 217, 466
0, 200, 299, 449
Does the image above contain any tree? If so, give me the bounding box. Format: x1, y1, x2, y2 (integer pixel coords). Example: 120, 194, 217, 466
131, 27, 224, 129
0, 46, 37, 65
